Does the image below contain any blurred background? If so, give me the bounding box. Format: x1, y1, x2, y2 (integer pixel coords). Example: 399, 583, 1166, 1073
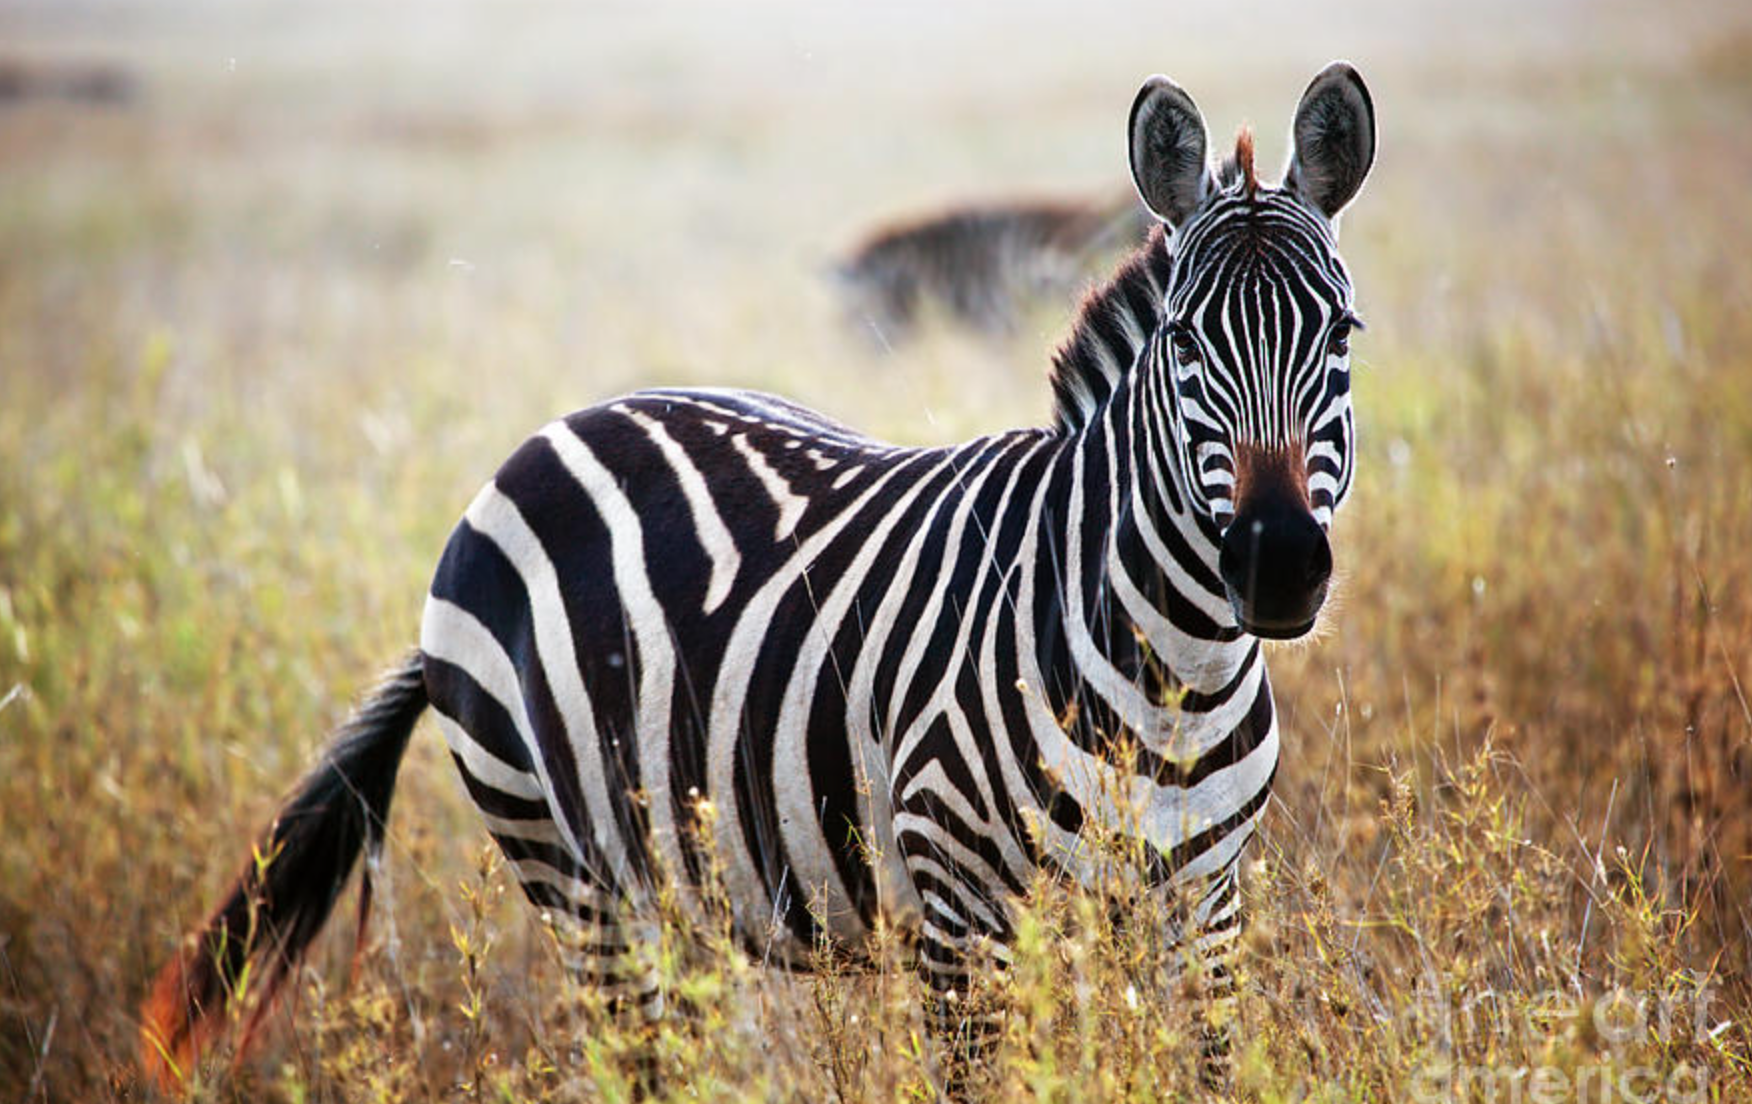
3, 0, 1751, 1099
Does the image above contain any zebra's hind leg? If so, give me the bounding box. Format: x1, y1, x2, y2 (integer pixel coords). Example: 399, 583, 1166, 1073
499, 846, 664, 1094
550, 906, 667, 1094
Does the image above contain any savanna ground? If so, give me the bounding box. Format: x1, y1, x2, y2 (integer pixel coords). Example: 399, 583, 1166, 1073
4, 0, 1752, 1100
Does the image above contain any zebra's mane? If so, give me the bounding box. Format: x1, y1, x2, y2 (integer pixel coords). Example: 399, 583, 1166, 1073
1216, 125, 1259, 200
1048, 223, 1171, 430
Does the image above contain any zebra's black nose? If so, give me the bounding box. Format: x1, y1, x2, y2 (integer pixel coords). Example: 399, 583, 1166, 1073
1219, 500, 1331, 639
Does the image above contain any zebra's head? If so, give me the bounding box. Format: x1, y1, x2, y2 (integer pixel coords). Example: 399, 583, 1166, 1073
1128, 63, 1375, 640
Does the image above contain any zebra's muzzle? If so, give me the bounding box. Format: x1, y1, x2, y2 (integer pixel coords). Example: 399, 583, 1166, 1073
1218, 497, 1332, 640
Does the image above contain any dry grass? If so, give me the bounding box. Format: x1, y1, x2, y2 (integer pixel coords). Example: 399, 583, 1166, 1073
3, 0, 1751, 1099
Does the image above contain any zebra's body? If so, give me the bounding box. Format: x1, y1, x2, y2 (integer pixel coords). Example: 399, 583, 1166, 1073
144, 63, 1376, 1093
421, 246, 1265, 975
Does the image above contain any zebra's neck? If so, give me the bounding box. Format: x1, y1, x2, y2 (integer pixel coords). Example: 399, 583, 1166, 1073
997, 249, 1261, 870
1042, 373, 1251, 708
1043, 230, 1250, 685
1012, 390, 1268, 875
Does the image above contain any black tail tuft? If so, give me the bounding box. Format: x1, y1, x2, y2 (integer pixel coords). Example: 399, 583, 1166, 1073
142, 650, 428, 1086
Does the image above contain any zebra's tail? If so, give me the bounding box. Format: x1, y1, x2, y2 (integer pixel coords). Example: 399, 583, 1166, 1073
140, 650, 429, 1087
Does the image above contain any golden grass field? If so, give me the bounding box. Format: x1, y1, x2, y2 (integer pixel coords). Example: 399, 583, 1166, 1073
3, 0, 1752, 1099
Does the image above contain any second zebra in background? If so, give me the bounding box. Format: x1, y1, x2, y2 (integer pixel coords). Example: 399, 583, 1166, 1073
832, 189, 1153, 341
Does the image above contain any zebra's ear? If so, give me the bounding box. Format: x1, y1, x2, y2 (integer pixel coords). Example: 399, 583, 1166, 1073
1285, 61, 1376, 220
1128, 76, 1213, 228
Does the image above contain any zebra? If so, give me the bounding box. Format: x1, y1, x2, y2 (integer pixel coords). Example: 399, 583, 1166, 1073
142, 62, 1376, 1093
832, 188, 1153, 340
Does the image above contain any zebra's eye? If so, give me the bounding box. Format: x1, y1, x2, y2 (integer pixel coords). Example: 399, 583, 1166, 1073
1328, 314, 1363, 359
1168, 324, 1199, 366
1327, 322, 1351, 359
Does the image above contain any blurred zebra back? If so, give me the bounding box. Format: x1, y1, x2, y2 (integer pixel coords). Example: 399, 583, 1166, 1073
832, 188, 1151, 342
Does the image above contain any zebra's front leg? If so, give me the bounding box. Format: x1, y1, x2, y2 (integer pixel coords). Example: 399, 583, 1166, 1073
1179, 860, 1244, 1088
897, 826, 1015, 1099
